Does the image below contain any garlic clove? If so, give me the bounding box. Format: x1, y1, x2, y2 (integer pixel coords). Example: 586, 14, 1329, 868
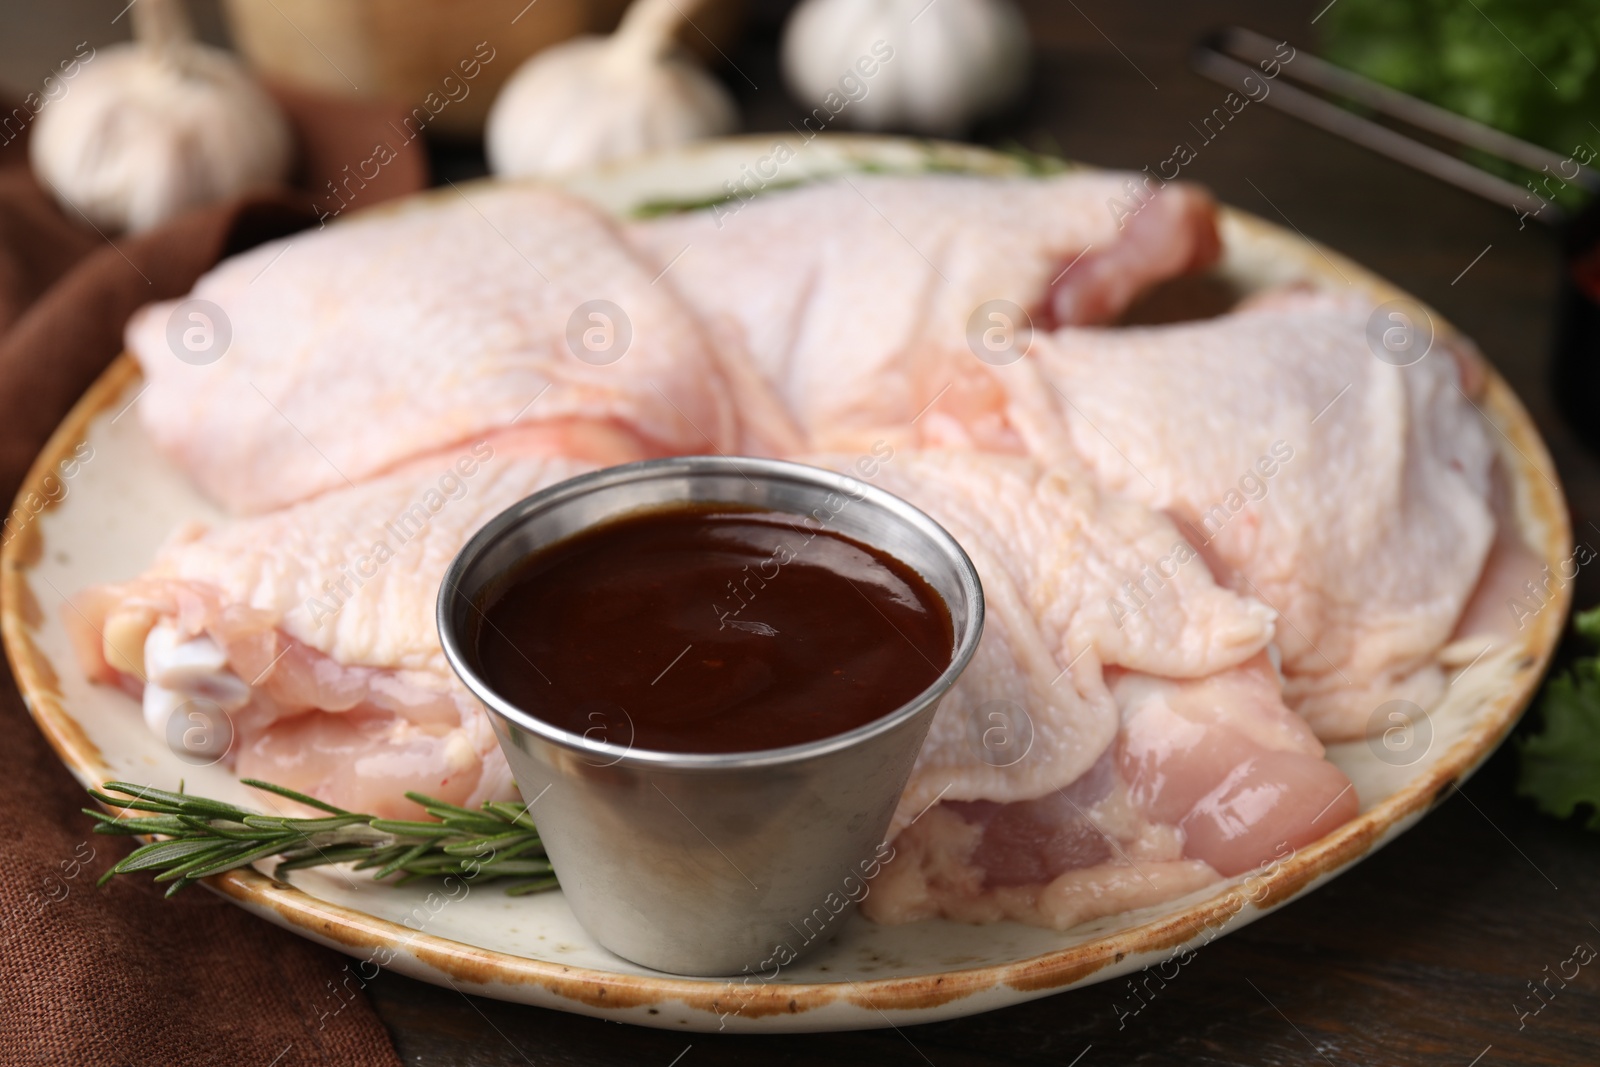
485, 0, 738, 179
782, 0, 1030, 138
30, 0, 292, 233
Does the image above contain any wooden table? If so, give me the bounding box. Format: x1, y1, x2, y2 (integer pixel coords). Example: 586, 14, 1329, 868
377, 1, 1600, 1063
6, 1, 1595, 1062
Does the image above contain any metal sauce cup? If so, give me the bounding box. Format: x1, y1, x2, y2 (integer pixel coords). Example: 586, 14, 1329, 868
437, 456, 984, 976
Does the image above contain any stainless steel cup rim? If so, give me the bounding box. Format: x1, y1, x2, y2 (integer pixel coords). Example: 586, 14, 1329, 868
437, 455, 985, 772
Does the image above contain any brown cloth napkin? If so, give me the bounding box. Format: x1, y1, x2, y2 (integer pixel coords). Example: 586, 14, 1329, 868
0, 83, 427, 1067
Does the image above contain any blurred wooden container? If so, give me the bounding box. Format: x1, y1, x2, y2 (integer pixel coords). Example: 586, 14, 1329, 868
222, 0, 742, 140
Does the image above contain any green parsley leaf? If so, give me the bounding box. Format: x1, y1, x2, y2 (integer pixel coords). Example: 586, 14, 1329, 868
1323, 0, 1600, 210
1518, 606, 1600, 830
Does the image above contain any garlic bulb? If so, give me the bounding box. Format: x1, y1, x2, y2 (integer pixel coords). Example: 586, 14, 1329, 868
31, 0, 292, 233
782, 0, 1030, 137
486, 0, 738, 179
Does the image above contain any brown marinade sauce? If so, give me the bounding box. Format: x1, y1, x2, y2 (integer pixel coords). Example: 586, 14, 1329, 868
473, 503, 954, 754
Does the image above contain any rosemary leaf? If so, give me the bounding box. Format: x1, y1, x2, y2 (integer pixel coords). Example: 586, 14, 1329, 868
457, 858, 555, 877
440, 831, 536, 856
365, 819, 462, 837
237, 778, 350, 815
401, 792, 485, 820
274, 844, 392, 873
112, 838, 231, 874
372, 842, 433, 881
153, 842, 263, 882
176, 816, 263, 840
481, 801, 539, 830
97, 782, 253, 818
86, 813, 191, 837
486, 837, 547, 863
186, 839, 308, 880
239, 813, 370, 834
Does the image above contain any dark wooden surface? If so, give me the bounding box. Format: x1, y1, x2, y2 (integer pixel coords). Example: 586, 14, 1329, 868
373, 3, 1600, 1064
7, 1, 1600, 1064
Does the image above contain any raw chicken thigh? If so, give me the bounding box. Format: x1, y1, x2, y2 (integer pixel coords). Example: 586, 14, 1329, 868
125, 185, 750, 515
825, 451, 1357, 930
1028, 290, 1498, 739
628, 172, 1218, 451
68, 440, 601, 817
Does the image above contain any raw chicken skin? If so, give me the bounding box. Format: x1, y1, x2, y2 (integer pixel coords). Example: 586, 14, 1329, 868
629, 173, 1218, 452
67, 441, 603, 817
811, 450, 1277, 836
1027, 290, 1498, 740
126, 185, 747, 515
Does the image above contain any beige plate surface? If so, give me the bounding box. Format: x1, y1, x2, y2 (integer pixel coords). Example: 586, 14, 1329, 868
0, 135, 1574, 1032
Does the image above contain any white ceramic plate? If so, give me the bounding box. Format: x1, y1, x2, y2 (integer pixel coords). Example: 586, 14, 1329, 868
1, 135, 1572, 1032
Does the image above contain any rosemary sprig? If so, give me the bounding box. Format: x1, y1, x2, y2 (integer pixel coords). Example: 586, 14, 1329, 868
84, 779, 558, 898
